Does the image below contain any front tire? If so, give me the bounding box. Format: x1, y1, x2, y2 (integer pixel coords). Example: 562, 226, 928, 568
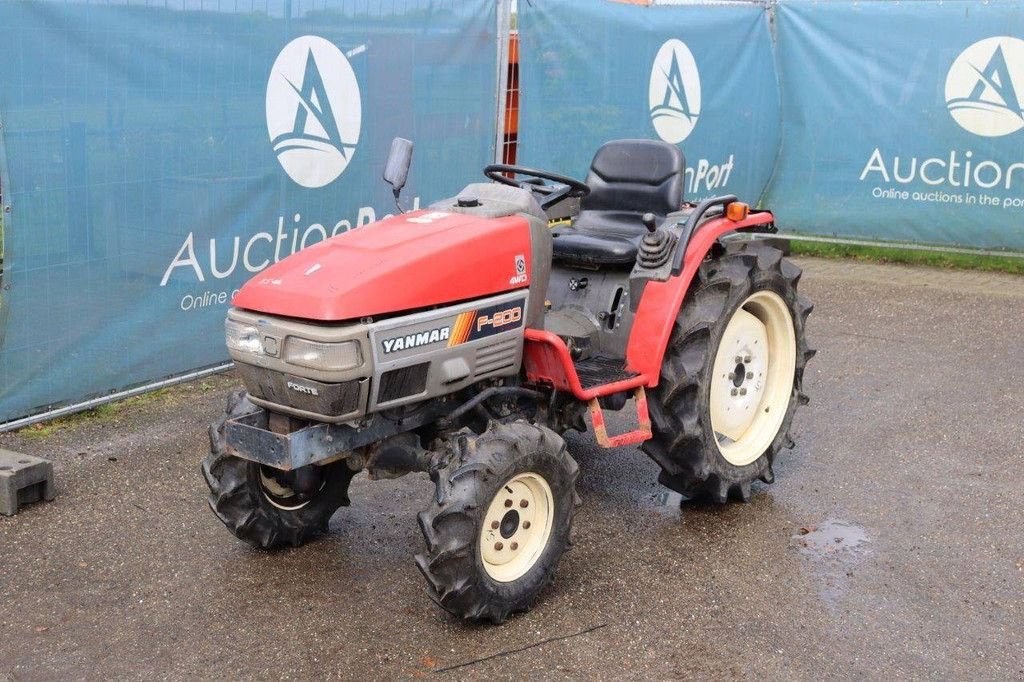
416, 420, 580, 623
642, 241, 815, 502
202, 391, 357, 549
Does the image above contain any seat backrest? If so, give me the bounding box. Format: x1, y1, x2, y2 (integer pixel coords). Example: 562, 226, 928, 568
581, 139, 685, 215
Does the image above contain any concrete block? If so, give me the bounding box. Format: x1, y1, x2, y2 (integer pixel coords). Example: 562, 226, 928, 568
0, 449, 56, 516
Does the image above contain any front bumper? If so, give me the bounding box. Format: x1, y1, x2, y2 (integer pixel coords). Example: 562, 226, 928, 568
223, 399, 453, 469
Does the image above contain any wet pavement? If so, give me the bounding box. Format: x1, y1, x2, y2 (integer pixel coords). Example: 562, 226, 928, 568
1, 257, 1022, 680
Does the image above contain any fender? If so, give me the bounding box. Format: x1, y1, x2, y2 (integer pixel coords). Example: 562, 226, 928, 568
522, 207, 774, 400
624, 210, 776, 382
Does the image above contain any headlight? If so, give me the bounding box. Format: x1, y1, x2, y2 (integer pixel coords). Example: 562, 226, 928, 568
284, 338, 362, 371
225, 319, 262, 354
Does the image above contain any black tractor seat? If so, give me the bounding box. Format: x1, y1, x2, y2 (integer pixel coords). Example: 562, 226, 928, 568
551, 139, 686, 269
551, 222, 643, 268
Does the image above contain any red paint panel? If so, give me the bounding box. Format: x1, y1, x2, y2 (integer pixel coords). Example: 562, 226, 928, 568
232, 210, 532, 321
626, 212, 776, 382
522, 329, 577, 393
523, 329, 650, 400
588, 387, 652, 448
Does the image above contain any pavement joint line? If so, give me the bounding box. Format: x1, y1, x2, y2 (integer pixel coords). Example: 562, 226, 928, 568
432, 622, 609, 673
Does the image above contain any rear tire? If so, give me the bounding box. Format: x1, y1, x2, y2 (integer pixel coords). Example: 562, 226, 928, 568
202, 390, 357, 549
642, 241, 814, 502
415, 420, 580, 623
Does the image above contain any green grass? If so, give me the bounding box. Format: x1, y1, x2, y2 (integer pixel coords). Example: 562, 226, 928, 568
14, 376, 230, 440
790, 240, 1024, 275
16, 388, 178, 440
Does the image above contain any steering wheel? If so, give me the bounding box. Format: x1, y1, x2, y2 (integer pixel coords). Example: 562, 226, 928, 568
484, 164, 590, 209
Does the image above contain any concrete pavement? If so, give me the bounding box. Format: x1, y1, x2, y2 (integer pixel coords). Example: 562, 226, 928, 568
1, 257, 1022, 680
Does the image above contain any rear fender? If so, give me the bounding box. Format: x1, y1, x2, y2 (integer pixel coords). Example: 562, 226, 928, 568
624, 211, 776, 383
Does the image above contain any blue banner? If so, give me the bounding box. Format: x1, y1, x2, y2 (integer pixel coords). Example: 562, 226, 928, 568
0, 1, 499, 423
767, 0, 1024, 249
517, 0, 780, 206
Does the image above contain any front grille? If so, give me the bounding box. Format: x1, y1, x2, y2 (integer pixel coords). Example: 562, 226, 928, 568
236, 364, 362, 416
475, 338, 519, 377
378, 363, 430, 403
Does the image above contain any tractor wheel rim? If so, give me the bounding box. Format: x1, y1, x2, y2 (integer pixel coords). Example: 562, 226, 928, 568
480, 472, 554, 583
259, 467, 320, 511
710, 290, 797, 467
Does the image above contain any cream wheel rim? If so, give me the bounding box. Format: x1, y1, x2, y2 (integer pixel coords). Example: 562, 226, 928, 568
259, 468, 319, 511
480, 472, 554, 583
710, 290, 797, 467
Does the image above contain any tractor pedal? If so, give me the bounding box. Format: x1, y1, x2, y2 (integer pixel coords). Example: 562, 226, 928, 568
588, 386, 652, 448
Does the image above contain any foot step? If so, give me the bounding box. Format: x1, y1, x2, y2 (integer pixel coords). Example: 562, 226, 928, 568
589, 387, 652, 448
574, 355, 638, 389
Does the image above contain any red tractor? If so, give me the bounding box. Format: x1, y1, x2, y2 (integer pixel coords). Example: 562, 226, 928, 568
203, 138, 814, 622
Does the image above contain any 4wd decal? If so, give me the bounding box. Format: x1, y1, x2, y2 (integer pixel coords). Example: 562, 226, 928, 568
382, 326, 451, 354
509, 254, 528, 285
448, 299, 526, 347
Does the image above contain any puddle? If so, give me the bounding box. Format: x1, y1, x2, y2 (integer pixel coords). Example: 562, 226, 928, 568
794, 519, 869, 559
793, 519, 870, 608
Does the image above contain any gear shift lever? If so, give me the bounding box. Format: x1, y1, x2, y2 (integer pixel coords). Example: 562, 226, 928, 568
638, 213, 672, 269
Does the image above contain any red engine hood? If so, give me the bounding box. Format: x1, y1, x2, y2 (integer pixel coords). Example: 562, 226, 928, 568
232, 209, 533, 321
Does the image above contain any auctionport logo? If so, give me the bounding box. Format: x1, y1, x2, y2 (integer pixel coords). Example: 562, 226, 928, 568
649, 39, 701, 144
946, 36, 1024, 138
266, 36, 362, 188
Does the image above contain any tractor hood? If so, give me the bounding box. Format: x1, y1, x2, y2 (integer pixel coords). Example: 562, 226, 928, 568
232, 209, 533, 321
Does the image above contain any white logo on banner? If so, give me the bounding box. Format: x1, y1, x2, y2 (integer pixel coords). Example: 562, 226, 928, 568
946, 36, 1024, 137
266, 36, 362, 188
649, 39, 701, 144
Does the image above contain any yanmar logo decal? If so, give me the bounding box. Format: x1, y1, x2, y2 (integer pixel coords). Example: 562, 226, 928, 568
382, 327, 451, 354
380, 299, 526, 356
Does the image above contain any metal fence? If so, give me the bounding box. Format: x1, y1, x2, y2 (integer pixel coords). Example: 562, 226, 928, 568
515, 0, 1024, 252
0, 0, 512, 428
3, 0, 1023, 428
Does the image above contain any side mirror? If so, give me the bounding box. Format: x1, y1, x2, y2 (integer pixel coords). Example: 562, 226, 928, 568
383, 137, 414, 193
